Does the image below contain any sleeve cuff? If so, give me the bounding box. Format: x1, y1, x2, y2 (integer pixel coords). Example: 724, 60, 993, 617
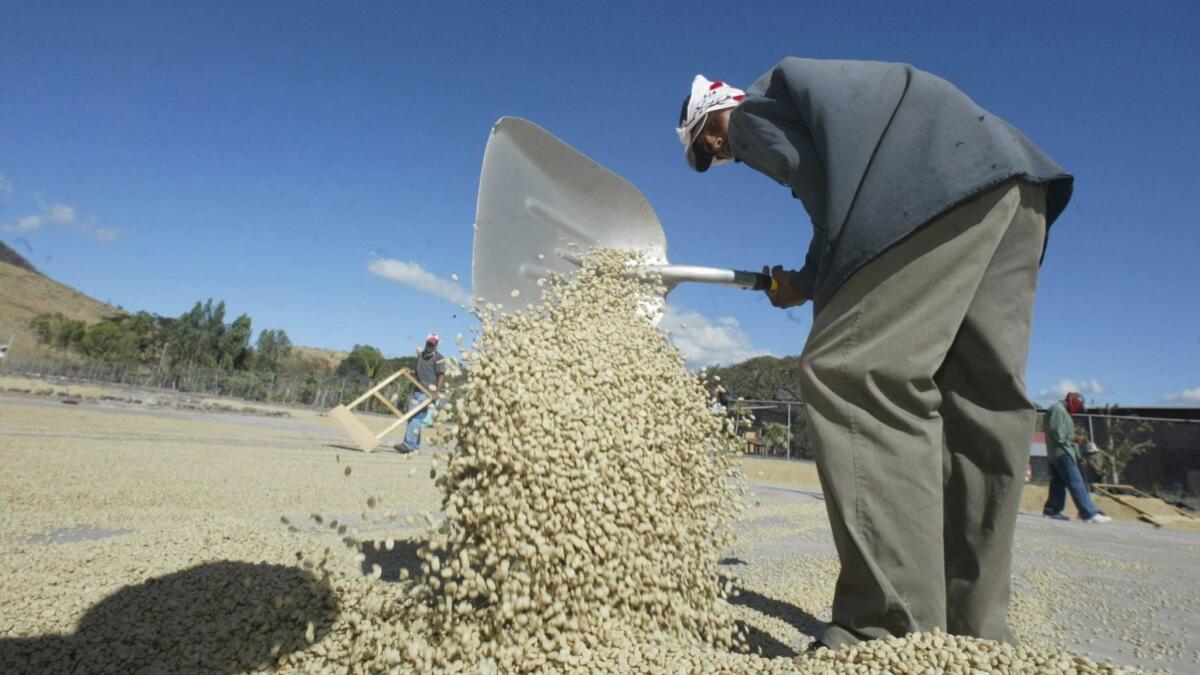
790, 266, 816, 298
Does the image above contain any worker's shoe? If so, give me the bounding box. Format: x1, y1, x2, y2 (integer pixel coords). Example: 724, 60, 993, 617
1084, 513, 1112, 524
804, 639, 829, 654
1043, 512, 1070, 521
394, 442, 416, 454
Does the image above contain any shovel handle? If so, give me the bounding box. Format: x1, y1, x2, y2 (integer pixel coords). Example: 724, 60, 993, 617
646, 265, 772, 291
735, 269, 774, 292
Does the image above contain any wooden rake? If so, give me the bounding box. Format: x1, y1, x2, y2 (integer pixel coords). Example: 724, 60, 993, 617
328, 368, 434, 452
1091, 483, 1200, 527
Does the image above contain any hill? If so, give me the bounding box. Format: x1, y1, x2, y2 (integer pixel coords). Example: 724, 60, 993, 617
0, 256, 123, 359
288, 346, 350, 373
0, 240, 39, 274
0, 245, 348, 368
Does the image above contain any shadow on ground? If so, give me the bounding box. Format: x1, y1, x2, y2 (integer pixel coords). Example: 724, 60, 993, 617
725, 577, 825, 658
325, 443, 369, 453
361, 537, 423, 582
0, 561, 338, 674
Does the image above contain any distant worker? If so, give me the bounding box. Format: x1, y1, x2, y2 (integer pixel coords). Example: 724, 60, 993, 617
676, 58, 1073, 649
1082, 440, 1108, 485
395, 333, 445, 455
1042, 392, 1110, 523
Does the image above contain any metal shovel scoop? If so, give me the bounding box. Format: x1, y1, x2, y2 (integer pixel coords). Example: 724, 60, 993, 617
472, 117, 770, 308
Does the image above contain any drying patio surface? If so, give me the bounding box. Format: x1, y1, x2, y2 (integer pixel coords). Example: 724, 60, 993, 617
1, 391, 1197, 672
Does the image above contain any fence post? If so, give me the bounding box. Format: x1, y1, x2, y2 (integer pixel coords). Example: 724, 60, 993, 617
786, 403, 792, 460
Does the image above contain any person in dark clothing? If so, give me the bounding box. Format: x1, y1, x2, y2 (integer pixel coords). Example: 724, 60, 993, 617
677, 59, 1073, 648
394, 333, 446, 455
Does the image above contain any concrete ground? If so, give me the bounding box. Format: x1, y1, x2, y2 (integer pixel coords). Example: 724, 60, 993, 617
1, 389, 1197, 672
736, 467, 1200, 671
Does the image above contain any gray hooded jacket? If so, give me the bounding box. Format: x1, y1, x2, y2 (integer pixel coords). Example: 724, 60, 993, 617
728, 58, 1073, 314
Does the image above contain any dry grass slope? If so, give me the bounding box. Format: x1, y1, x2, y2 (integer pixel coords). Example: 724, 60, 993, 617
0, 258, 347, 367
0, 260, 122, 358
289, 346, 350, 373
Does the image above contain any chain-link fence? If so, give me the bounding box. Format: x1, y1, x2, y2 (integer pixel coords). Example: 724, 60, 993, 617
0, 356, 419, 412
1069, 412, 1200, 495
729, 400, 1199, 495
729, 399, 813, 460
6, 355, 1195, 493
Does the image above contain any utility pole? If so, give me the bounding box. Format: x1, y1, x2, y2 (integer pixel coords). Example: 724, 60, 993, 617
786, 403, 792, 460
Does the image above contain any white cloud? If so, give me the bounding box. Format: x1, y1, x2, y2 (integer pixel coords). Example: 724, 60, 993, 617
45, 203, 76, 224
368, 258, 473, 305
1163, 388, 1200, 403
87, 226, 119, 243
659, 304, 772, 368
1036, 378, 1109, 400
0, 175, 13, 202
0, 214, 43, 234
0, 197, 117, 242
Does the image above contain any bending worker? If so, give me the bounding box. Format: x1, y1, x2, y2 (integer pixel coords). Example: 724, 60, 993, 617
676, 58, 1072, 648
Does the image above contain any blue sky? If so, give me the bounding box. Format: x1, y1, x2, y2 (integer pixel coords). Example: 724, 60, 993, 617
1, 1, 1197, 405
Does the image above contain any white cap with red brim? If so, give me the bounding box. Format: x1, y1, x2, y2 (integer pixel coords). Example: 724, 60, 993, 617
676, 75, 745, 172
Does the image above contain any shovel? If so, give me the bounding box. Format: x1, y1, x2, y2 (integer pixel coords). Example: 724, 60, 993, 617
472, 117, 771, 308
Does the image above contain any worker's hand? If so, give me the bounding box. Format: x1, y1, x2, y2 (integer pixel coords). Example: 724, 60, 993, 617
762, 265, 808, 308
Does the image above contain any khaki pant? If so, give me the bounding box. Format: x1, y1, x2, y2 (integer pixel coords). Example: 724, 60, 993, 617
800, 179, 1047, 647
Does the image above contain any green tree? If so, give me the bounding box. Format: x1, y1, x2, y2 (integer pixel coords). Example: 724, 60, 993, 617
218, 314, 253, 369
710, 355, 805, 402
1098, 405, 1155, 484
165, 299, 241, 368
255, 329, 293, 371
56, 319, 86, 352
80, 320, 138, 361
125, 311, 168, 363
29, 313, 58, 344
167, 301, 206, 367
336, 344, 386, 379
202, 300, 227, 365
762, 422, 790, 455
29, 313, 86, 353
381, 355, 417, 374
730, 399, 753, 432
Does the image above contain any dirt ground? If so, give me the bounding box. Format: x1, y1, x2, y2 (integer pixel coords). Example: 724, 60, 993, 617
2, 389, 1198, 672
